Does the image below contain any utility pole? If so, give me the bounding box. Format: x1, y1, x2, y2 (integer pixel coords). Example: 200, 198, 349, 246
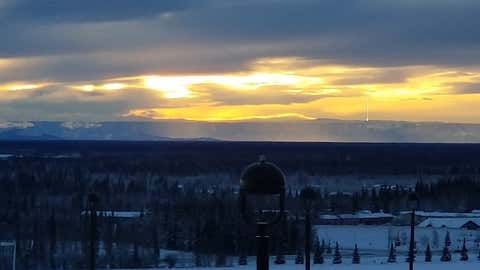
88, 193, 99, 270
301, 187, 317, 270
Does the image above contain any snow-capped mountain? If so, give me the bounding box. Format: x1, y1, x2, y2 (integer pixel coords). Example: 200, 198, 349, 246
1, 119, 480, 142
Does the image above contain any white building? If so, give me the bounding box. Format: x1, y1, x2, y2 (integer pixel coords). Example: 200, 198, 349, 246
418, 217, 480, 230
80, 210, 147, 219
318, 210, 394, 225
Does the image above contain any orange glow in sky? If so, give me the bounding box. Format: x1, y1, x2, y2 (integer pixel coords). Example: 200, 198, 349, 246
4, 58, 480, 122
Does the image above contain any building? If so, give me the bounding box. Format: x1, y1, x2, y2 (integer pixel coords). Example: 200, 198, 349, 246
418, 218, 480, 230
0, 154, 13, 160
318, 210, 394, 225
80, 210, 148, 222
0, 241, 15, 270
397, 210, 480, 225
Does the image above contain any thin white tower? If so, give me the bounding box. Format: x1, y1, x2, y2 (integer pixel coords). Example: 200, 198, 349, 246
365, 94, 369, 122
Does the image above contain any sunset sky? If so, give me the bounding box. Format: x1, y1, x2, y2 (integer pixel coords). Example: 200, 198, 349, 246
2, 0, 480, 122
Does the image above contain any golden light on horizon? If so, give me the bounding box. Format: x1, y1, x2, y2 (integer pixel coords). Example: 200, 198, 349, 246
102, 83, 126, 91
5, 57, 480, 123
142, 72, 322, 99
75, 84, 95, 92
0, 83, 44, 91
143, 76, 193, 98
73, 83, 126, 92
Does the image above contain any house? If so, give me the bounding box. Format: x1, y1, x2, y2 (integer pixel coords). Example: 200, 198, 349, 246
80, 210, 148, 221
418, 218, 480, 230
318, 210, 394, 225
317, 214, 340, 225
397, 210, 480, 225
328, 191, 353, 197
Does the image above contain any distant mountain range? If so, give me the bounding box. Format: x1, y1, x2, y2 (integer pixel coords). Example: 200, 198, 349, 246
1, 119, 480, 142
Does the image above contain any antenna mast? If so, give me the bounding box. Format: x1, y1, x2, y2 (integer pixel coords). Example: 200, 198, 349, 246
365, 95, 369, 122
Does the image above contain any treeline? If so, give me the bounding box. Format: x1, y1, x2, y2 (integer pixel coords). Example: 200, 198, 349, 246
1, 157, 480, 269
2, 141, 480, 175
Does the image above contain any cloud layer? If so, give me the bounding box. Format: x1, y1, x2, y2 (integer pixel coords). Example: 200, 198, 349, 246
2, 0, 480, 122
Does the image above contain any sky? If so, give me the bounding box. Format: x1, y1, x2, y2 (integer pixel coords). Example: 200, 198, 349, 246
2, 0, 480, 123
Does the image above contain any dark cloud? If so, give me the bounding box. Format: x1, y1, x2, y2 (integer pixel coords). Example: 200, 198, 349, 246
1, 0, 197, 23
189, 84, 324, 106
0, 86, 175, 121
1, 0, 480, 79
450, 82, 480, 94
329, 69, 411, 85
2, 0, 480, 122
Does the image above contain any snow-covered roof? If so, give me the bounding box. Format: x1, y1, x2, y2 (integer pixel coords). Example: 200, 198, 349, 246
400, 211, 480, 218
328, 191, 353, 197
418, 218, 480, 228
320, 211, 393, 220
81, 210, 146, 218
355, 212, 394, 219
319, 214, 339, 220
339, 212, 393, 219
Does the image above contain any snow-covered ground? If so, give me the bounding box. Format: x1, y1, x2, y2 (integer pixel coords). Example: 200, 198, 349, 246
315, 225, 480, 253
98, 225, 480, 270
254, 261, 480, 270
104, 260, 480, 270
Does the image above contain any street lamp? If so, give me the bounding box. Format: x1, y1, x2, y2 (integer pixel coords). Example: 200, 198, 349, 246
240, 156, 286, 270
300, 186, 317, 270
88, 192, 99, 270
407, 192, 419, 270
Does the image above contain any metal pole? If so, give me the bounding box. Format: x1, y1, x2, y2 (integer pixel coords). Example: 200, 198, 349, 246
409, 209, 415, 270
89, 202, 97, 270
12, 241, 16, 270
305, 210, 311, 270
256, 222, 269, 270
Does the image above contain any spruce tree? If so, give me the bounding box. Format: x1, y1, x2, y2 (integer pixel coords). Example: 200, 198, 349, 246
352, 244, 360, 264
152, 224, 160, 267
326, 241, 332, 254
333, 242, 342, 264
105, 212, 115, 268
440, 231, 452, 262
274, 244, 285, 265
387, 243, 396, 263
239, 256, 247, 266
274, 254, 285, 265
445, 231, 451, 247
295, 250, 304, 264
48, 210, 57, 270
460, 238, 468, 261
313, 238, 324, 264
440, 246, 451, 262
425, 244, 432, 262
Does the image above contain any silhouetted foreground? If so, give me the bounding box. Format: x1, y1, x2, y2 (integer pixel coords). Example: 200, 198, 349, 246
1, 141, 480, 269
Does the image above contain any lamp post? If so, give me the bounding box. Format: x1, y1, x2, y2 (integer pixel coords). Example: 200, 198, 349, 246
88, 192, 99, 270
300, 187, 317, 270
240, 156, 286, 270
407, 192, 419, 270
